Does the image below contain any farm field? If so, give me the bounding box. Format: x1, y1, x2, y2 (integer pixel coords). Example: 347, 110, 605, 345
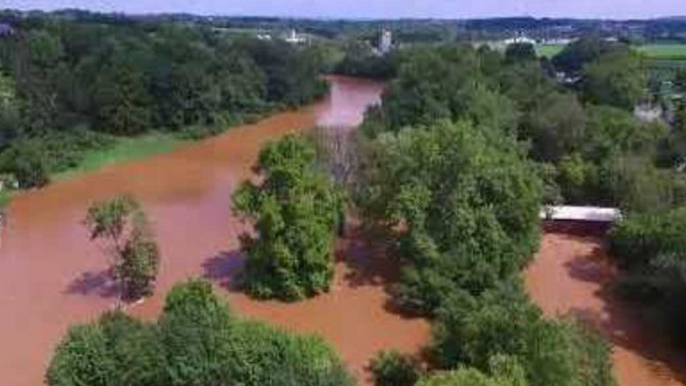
636, 44, 686, 59
537, 43, 565, 58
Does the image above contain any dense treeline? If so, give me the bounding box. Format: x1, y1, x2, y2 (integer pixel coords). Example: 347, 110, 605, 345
354, 40, 619, 386
47, 280, 354, 386
0, 18, 328, 187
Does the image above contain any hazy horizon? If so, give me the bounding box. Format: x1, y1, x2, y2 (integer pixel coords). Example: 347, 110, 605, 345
3, 0, 686, 20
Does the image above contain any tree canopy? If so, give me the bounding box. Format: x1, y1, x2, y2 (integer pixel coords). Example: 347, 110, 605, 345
46, 279, 354, 386
233, 135, 344, 301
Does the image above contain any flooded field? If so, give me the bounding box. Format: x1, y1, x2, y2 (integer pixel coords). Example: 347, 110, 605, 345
526, 222, 686, 386
0, 76, 429, 386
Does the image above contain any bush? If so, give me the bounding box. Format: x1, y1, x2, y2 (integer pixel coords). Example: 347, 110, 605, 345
233, 135, 344, 301
370, 350, 420, 386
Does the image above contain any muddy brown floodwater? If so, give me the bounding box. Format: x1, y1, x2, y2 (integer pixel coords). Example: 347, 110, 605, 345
0, 76, 430, 386
526, 222, 686, 386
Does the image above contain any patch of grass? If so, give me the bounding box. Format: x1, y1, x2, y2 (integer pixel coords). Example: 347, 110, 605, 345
537, 44, 565, 59
0, 190, 15, 211
53, 132, 187, 181
636, 44, 686, 59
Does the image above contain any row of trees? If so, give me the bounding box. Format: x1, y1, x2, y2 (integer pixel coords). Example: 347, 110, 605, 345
0, 18, 329, 187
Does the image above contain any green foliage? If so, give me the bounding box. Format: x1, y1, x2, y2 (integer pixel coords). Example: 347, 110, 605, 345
523, 92, 587, 163
369, 350, 420, 386
0, 20, 329, 186
224, 320, 354, 386
159, 280, 235, 386
84, 195, 160, 300
335, 40, 398, 79
431, 284, 615, 386
0, 140, 49, 188
609, 207, 686, 269
581, 50, 647, 110
417, 358, 528, 386
46, 323, 115, 386
46, 280, 354, 386
360, 120, 542, 314
505, 43, 537, 64
233, 135, 344, 301
377, 45, 488, 131
553, 36, 624, 74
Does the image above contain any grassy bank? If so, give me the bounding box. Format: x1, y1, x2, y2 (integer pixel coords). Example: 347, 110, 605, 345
0, 132, 187, 211
52, 132, 187, 181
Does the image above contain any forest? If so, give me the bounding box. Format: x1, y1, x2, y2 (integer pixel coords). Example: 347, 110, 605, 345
0, 16, 328, 188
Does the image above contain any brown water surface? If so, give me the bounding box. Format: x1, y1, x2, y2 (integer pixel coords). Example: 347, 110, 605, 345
526, 222, 686, 386
0, 76, 430, 386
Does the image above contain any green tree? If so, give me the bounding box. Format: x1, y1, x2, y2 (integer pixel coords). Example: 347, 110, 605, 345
370, 350, 420, 386
84, 195, 160, 301
581, 51, 646, 110
233, 135, 344, 301
94, 60, 152, 135
552, 35, 623, 74
360, 120, 542, 314
47, 279, 354, 386
522, 92, 587, 162
431, 283, 614, 386
159, 279, 235, 386
505, 43, 536, 64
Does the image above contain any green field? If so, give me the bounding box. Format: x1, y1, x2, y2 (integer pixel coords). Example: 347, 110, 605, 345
52, 132, 187, 182
537, 44, 566, 59
636, 44, 686, 59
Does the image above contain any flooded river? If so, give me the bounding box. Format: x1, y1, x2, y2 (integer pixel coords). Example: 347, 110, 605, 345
0, 76, 430, 386
526, 223, 686, 386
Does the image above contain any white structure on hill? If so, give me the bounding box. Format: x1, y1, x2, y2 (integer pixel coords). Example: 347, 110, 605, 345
380, 29, 393, 54
284, 29, 306, 45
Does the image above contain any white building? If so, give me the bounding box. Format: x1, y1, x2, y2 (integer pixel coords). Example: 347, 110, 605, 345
380, 29, 393, 54
284, 29, 306, 45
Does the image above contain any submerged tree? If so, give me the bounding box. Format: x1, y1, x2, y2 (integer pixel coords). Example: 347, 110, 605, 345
233, 135, 344, 301
84, 195, 160, 301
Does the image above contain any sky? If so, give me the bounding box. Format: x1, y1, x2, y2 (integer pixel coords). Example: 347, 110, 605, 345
3, 0, 685, 20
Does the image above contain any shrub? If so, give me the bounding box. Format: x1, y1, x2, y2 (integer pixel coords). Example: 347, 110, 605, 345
370, 350, 420, 386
